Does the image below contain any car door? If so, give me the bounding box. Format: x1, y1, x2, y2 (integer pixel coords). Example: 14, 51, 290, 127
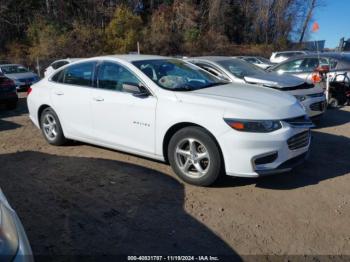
50, 61, 96, 139
90, 61, 157, 155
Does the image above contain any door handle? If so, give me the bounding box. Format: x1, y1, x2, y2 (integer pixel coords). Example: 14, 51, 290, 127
93, 97, 104, 102
55, 91, 64, 96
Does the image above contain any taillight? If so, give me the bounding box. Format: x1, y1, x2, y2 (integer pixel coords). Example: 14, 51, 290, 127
27, 87, 33, 95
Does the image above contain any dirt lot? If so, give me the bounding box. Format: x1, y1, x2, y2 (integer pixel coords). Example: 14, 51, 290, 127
0, 94, 350, 260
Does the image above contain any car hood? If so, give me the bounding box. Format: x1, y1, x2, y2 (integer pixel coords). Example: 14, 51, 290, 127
244, 72, 305, 89
175, 83, 306, 120
5, 72, 38, 81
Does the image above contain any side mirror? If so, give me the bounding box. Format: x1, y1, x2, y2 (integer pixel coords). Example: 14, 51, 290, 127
122, 82, 150, 98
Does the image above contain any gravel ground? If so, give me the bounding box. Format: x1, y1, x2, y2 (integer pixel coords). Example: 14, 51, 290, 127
0, 94, 349, 260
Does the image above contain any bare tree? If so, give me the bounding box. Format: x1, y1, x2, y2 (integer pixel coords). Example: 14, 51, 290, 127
299, 0, 317, 43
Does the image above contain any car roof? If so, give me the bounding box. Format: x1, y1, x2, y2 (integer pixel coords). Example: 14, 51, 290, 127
290, 52, 349, 59
95, 54, 169, 62
188, 56, 238, 62
53, 58, 81, 63
273, 51, 308, 54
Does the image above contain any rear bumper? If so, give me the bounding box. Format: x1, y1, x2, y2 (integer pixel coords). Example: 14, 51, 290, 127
16, 84, 30, 91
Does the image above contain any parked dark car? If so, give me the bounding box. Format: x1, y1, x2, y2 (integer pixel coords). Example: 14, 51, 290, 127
0, 64, 40, 91
0, 74, 18, 110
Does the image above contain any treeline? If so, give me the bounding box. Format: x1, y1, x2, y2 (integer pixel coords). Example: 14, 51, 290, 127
0, 0, 319, 64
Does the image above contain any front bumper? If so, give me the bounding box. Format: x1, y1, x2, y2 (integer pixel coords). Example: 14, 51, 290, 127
219, 123, 311, 178
301, 96, 327, 118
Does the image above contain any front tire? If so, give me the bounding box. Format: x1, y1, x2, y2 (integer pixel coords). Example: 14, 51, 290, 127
40, 108, 67, 146
168, 127, 223, 186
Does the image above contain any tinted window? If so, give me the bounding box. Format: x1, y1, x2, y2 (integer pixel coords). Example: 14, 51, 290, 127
51, 69, 65, 83
97, 62, 140, 93
62, 62, 95, 86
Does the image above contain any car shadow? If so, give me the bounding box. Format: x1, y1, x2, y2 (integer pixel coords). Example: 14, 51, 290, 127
0, 118, 21, 131
0, 151, 239, 261
315, 107, 350, 128
214, 130, 350, 190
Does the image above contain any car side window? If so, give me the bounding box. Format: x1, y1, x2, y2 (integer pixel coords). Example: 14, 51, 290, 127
97, 62, 141, 93
274, 59, 304, 73
195, 63, 230, 81
61, 62, 95, 86
300, 58, 319, 72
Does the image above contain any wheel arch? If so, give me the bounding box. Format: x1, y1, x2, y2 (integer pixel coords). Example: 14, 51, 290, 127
37, 104, 51, 128
162, 122, 224, 167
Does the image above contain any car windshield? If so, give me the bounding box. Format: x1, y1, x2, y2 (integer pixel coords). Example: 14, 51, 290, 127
132, 59, 227, 91
216, 59, 265, 79
0, 65, 29, 74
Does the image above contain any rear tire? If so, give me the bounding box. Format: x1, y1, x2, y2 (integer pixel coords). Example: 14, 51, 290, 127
40, 108, 67, 146
168, 127, 223, 186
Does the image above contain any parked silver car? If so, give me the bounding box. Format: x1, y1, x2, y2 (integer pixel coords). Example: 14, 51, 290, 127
268, 53, 350, 83
270, 51, 309, 64
0, 64, 39, 91
186, 56, 326, 119
0, 188, 33, 262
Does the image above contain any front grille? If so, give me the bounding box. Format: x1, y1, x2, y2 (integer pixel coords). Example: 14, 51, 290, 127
283, 115, 314, 127
310, 101, 326, 111
287, 131, 310, 150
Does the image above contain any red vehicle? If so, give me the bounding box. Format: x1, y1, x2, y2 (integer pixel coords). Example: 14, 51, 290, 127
0, 73, 18, 109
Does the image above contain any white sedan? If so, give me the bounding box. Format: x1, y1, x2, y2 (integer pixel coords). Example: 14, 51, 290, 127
27, 55, 313, 186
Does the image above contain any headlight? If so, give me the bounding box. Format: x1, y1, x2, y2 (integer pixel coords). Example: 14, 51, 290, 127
295, 95, 307, 102
0, 203, 19, 258
224, 119, 282, 133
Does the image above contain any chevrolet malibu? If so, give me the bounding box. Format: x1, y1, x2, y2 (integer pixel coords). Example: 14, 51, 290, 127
27, 55, 313, 186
